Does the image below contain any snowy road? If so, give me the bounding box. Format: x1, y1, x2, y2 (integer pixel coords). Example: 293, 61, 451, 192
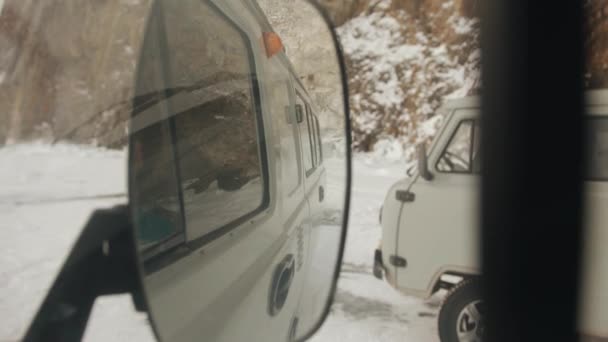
310, 155, 441, 342
0, 144, 440, 341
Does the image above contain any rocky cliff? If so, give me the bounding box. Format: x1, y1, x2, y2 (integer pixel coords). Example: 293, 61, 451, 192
1, 0, 607, 158
330, 0, 480, 158
0, 0, 150, 147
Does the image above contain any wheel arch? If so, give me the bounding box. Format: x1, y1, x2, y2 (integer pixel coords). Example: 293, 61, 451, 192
428, 265, 481, 296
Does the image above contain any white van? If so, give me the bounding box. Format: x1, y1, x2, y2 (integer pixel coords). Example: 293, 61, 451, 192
375, 90, 608, 342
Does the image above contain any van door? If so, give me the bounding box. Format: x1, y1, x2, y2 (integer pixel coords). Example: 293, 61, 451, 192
290, 92, 330, 330
395, 109, 481, 297
210, 57, 314, 340
253, 62, 311, 338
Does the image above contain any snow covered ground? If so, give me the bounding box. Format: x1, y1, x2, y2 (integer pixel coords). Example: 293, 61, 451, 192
0, 143, 441, 341
310, 153, 442, 342
0, 143, 154, 342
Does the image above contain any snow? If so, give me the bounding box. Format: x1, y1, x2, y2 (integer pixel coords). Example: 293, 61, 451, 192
445, 75, 477, 99
338, 13, 426, 110
338, 11, 427, 111
368, 138, 407, 163
450, 16, 475, 35
0, 143, 127, 204
311, 154, 441, 341
0, 143, 153, 342
311, 276, 443, 342
1, 143, 440, 341
337, 0, 480, 159
419, 115, 444, 141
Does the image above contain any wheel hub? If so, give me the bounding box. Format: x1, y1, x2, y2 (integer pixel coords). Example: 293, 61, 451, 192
456, 300, 485, 342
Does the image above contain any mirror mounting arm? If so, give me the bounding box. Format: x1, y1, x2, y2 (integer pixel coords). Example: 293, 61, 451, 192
23, 205, 147, 342
417, 144, 434, 181
419, 168, 434, 181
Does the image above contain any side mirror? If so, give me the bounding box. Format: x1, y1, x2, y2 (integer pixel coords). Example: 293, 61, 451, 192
129, 1, 350, 342
417, 143, 434, 181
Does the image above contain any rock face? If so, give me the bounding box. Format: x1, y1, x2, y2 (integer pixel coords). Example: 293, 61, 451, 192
586, 0, 608, 89
0, 0, 346, 147
336, 0, 480, 157
315, 0, 370, 27
0, 0, 151, 147
0, 0, 607, 157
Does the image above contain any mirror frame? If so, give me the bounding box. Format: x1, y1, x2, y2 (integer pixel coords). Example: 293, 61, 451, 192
295, 2, 352, 339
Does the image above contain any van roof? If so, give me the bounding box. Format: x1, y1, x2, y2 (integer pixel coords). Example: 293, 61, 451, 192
444, 89, 608, 110
443, 95, 481, 109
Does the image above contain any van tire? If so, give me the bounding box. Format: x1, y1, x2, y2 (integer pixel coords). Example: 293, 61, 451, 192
437, 279, 484, 342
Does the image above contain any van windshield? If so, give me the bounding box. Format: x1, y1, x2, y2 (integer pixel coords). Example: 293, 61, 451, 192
586, 118, 608, 180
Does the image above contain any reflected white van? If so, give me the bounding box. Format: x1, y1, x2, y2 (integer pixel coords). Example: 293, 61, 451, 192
375, 90, 608, 342
129, 1, 330, 341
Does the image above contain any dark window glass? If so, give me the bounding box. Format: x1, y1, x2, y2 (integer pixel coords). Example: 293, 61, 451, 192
130, 8, 185, 258
297, 94, 314, 174
437, 120, 474, 173
306, 106, 318, 167
472, 121, 481, 173
163, 0, 268, 243
313, 115, 323, 164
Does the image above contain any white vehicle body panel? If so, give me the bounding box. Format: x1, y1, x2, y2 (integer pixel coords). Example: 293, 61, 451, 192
380, 90, 608, 338
394, 108, 480, 298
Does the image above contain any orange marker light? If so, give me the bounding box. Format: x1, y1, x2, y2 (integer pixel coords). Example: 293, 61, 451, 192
263, 32, 284, 58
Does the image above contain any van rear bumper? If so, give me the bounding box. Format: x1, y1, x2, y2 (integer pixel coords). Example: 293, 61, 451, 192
373, 249, 385, 279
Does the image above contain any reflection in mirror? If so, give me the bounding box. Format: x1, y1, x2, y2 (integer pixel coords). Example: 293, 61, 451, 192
129, 0, 348, 341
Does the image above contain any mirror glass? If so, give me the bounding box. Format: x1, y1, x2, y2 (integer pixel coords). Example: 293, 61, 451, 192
128, 0, 349, 341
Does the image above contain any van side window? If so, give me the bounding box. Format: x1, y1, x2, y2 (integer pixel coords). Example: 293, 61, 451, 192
313, 115, 323, 164
131, 8, 186, 259
296, 93, 314, 175
437, 120, 480, 173
165, 0, 269, 244
306, 105, 318, 167
472, 121, 481, 172
586, 118, 608, 180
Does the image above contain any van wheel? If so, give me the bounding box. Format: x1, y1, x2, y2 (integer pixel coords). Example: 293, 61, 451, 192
438, 279, 484, 342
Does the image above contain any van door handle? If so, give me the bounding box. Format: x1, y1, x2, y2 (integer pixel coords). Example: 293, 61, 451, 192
319, 186, 324, 202
268, 254, 295, 316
